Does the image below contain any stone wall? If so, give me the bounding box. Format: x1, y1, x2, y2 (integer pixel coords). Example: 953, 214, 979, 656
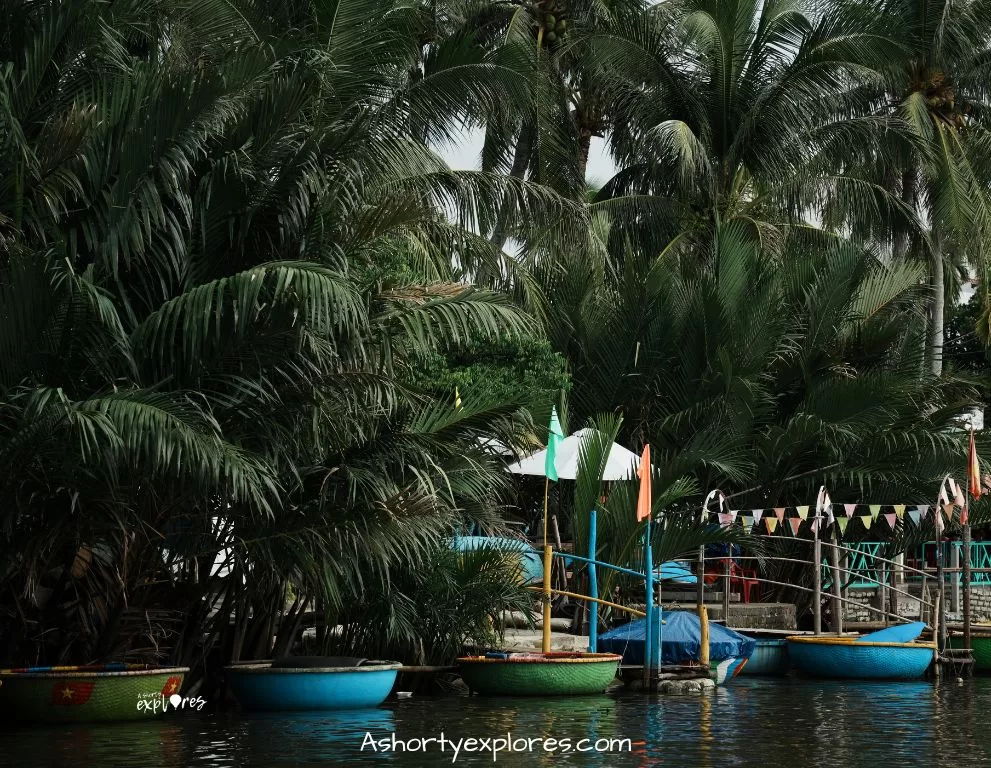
839, 585, 991, 623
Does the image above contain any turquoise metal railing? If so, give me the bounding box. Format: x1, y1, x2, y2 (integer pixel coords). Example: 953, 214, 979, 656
833, 541, 991, 588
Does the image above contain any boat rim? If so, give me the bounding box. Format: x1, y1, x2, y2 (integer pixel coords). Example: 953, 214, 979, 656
0, 665, 189, 679
786, 636, 935, 649
224, 661, 402, 674
457, 652, 622, 664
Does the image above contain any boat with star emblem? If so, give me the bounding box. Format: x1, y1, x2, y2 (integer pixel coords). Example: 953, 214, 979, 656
0, 664, 189, 723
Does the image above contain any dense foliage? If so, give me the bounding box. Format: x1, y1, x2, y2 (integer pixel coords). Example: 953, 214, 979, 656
1, 0, 990, 678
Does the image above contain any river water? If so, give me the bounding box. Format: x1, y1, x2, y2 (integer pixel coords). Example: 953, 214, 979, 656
2, 677, 990, 767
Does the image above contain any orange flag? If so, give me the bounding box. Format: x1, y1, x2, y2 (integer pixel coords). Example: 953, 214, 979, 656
636, 445, 652, 522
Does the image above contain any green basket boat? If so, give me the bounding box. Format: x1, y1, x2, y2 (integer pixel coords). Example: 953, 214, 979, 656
950, 633, 991, 670
0, 664, 189, 724
457, 652, 621, 696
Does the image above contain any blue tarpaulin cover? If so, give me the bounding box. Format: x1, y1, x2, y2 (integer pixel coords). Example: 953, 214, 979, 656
598, 610, 757, 665
856, 622, 925, 644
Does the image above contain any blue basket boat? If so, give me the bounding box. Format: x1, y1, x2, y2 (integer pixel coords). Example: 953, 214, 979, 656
598, 611, 756, 685
738, 638, 790, 676
787, 624, 933, 680
450, 536, 544, 584
225, 658, 401, 711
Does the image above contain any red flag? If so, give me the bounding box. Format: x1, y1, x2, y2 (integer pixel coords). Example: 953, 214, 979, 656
161, 676, 182, 697
636, 445, 652, 522
51, 681, 94, 705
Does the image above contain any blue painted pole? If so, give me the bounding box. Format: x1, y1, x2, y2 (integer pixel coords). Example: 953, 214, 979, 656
644, 515, 657, 681
588, 509, 598, 653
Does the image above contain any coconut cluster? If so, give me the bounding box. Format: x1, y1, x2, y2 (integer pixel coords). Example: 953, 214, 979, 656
538, 4, 568, 46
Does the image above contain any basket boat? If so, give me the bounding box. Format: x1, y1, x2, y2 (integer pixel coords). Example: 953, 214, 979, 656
949, 633, 991, 670
786, 636, 933, 680
457, 652, 621, 696
0, 664, 189, 724
738, 638, 790, 676
225, 659, 401, 711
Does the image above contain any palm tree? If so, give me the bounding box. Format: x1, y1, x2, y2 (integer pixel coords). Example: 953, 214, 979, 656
543, 216, 975, 505
839, 0, 991, 375
589, 0, 904, 256
0, 0, 570, 676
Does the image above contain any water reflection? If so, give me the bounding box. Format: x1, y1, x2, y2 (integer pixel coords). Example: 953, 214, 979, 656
6, 680, 991, 767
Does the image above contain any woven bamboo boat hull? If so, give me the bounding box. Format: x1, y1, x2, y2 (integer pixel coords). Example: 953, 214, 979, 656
457, 652, 621, 696
738, 639, 790, 676
950, 634, 991, 670
787, 636, 933, 680
225, 662, 400, 711
0, 664, 188, 724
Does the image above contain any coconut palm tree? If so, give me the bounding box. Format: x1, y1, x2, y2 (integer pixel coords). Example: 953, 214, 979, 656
588, 0, 904, 258
835, 0, 991, 375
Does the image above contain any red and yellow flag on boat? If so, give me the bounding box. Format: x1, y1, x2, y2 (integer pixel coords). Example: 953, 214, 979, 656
636, 444, 652, 522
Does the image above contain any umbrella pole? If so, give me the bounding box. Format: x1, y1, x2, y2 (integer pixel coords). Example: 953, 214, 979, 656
542, 477, 552, 654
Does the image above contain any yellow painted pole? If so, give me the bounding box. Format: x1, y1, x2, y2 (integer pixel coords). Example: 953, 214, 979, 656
699, 604, 710, 667
542, 544, 553, 653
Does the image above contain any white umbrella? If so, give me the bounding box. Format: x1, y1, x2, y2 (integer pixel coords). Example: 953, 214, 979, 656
505, 427, 641, 481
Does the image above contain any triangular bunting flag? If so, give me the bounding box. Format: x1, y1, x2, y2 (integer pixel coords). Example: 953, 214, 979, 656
942, 503, 955, 521
718, 512, 733, 527
788, 518, 802, 535
774, 507, 786, 522
894, 504, 906, 519
869, 504, 881, 519
765, 517, 778, 534
861, 515, 873, 530
844, 503, 856, 517
884, 513, 897, 529
752, 509, 764, 524
837, 517, 849, 534
796, 505, 809, 520
729, 510, 738, 523
742, 515, 753, 528
908, 508, 922, 525
810, 519, 820, 534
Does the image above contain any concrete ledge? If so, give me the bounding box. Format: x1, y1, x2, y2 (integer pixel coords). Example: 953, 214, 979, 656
500, 629, 589, 652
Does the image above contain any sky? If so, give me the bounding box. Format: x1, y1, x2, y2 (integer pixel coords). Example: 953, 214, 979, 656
434, 127, 619, 187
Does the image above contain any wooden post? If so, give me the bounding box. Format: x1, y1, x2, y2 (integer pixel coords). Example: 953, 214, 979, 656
722, 556, 731, 625
551, 515, 568, 588
951, 543, 961, 614
542, 545, 553, 653
697, 543, 705, 608
880, 562, 889, 626
828, 535, 843, 634
964, 524, 973, 656
937, 534, 947, 654
932, 590, 942, 676
813, 523, 822, 635
889, 558, 898, 623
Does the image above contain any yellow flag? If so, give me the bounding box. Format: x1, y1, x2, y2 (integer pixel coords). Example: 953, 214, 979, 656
455, 387, 462, 409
